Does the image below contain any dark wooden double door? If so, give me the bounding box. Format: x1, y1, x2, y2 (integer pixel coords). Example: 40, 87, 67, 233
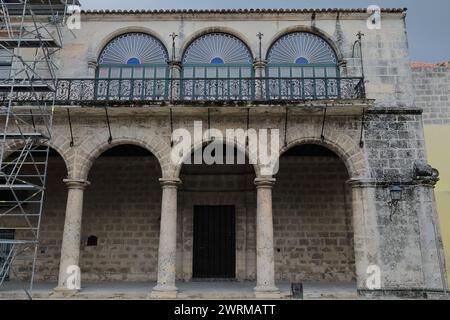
193, 206, 236, 279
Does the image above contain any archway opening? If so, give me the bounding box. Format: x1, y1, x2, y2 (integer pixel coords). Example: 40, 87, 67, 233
273, 144, 356, 286
179, 143, 256, 281
80, 144, 162, 282
1, 147, 67, 283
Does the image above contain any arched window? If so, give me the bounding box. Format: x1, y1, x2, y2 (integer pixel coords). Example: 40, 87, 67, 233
181, 33, 254, 100
266, 32, 340, 100
267, 32, 338, 77
97, 33, 169, 79
182, 33, 253, 78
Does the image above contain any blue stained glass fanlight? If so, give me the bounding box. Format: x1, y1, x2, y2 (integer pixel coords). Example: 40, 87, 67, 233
182, 33, 253, 64
99, 32, 169, 65
267, 32, 337, 65
127, 57, 141, 65
211, 57, 225, 64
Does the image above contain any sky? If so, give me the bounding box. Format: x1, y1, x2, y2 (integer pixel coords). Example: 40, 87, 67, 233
80, 0, 450, 63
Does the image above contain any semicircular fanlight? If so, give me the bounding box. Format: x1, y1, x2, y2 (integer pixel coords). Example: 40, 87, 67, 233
267, 32, 337, 65
183, 33, 253, 65
99, 33, 169, 65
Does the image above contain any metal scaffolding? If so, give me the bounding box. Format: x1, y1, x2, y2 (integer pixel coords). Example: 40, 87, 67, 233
0, 0, 76, 298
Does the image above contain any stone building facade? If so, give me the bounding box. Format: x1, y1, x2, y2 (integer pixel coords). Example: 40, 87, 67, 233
1, 8, 448, 298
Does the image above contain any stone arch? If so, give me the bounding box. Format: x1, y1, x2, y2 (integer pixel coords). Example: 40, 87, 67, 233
76, 136, 169, 181
179, 27, 255, 62
2, 139, 71, 178
172, 137, 262, 179
280, 136, 367, 180
265, 25, 344, 65
93, 26, 170, 63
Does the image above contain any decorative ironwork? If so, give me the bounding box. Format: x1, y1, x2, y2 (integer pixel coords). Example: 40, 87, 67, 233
0, 77, 365, 103
97, 33, 169, 79
267, 32, 338, 64
99, 33, 169, 65
183, 33, 253, 64
181, 78, 254, 101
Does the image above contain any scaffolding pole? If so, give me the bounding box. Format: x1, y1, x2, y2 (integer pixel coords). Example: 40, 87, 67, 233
0, 0, 77, 298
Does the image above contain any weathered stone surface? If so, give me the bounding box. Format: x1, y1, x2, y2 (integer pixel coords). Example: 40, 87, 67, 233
2, 9, 448, 297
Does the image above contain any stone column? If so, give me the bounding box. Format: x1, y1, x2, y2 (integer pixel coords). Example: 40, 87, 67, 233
254, 177, 279, 298
168, 60, 182, 101
253, 60, 267, 101
54, 179, 90, 294
87, 60, 98, 78
151, 178, 181, 299
347, 179, 381, 292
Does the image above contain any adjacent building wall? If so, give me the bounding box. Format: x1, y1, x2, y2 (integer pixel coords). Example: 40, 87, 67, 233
413, 65, 450, 287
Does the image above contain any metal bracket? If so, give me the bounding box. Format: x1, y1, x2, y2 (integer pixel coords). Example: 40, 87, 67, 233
170, 108, 174, 147
359, 109, 366, 148
320, 108, 327, 142
67, 108, 74, 147
246, 108, 250, 147
104, 107, 112, 144
284, 107, 289, 147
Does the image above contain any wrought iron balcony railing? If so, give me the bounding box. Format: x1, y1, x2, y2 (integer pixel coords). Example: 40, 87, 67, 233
0, 77, 365, 104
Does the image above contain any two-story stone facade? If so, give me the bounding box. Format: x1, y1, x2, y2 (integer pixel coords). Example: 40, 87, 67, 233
1, 8, 448, 299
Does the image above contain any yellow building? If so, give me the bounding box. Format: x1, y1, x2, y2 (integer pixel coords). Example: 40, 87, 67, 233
413, 62, 450, 286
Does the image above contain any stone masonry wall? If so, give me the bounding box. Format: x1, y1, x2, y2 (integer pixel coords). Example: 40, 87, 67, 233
273, 156, 355, 282
80, 155, 162, 282
12, 154, 163, 282
413, 66, 450, 125
30, 156, 67, 281
26, 151, 355, 283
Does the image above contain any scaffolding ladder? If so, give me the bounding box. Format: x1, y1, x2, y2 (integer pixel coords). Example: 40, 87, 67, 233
0, 0, 76, 298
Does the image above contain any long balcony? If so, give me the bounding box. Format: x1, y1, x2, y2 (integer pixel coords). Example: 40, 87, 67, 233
0, 76, 365, 105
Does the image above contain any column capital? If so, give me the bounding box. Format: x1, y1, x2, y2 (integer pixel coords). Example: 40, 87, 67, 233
63, 179, 90, 190
255, 177, 276, 189
346, 178, 377, 188
87, 60, 98, 70
159, 178, 182, 189
253, 59, 268, 69
168, 60, 182, 69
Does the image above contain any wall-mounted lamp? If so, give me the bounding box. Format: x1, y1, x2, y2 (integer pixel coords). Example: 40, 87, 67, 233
389, 185, 403, 221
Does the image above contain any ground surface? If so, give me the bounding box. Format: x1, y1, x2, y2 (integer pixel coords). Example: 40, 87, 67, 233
0, 281, 359, 300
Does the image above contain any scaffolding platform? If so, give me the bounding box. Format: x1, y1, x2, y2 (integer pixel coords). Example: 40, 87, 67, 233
0, 38, 61, 48
0, 240, 37, 245
0, 184, 42, 191
1, 0, 78, 16
0, 82, 55, 92
0, 133, 49, 140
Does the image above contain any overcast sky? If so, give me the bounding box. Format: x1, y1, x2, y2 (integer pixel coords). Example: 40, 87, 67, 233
80, 0, 450, 63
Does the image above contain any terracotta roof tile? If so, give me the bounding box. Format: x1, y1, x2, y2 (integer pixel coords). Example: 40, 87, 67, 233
411, 61, 438, 68
80, 8, 407, 15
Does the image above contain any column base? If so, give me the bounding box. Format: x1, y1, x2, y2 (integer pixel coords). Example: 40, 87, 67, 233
52, 286, 80, 298
254, 286, 280, 299
150, 285, 179, 299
